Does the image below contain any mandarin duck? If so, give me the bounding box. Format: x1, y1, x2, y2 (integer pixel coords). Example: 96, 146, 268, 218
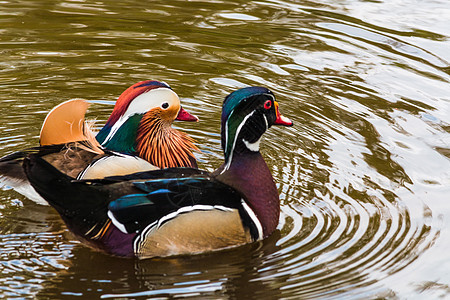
23, 86, 293, 258
0, 80, 198, 204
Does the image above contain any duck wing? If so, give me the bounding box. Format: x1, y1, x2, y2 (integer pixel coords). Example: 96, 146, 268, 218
23, 154, 142, 238
107, 175, 263, 258
0, 141, 159, 204
107, 176, 244, 232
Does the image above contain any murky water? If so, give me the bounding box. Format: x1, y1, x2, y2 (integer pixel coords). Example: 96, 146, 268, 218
0, 0, 449, 298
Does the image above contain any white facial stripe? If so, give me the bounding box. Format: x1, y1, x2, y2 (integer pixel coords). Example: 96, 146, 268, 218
241, 200, 263, 240
101, 88, 180, 144
224, 110, 231, 159
264, 93, 275, 101
125, 88, 179, 116
221, 110, 256, 174
263, 114, 268, 130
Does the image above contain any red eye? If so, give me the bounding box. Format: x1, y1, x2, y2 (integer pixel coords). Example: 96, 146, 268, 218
264, 100, 272, 110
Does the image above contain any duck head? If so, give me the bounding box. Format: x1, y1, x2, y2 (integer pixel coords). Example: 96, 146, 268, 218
221, 86, 293, 171
96, 80, 199, 168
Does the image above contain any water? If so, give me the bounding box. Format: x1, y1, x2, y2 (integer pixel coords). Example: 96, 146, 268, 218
0, 0, 449, 298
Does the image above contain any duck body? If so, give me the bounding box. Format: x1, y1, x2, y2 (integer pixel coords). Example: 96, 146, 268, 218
24, 157, 256, 257
24, 86, 293, 258
0, 80, 198, 204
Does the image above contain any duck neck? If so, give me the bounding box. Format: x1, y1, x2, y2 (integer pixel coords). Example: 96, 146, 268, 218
214, 151, 280, 237
135, 111, 198, 169
96, 114, 142, 154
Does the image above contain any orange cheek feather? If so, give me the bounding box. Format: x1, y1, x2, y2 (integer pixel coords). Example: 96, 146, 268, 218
160, 104, 180, 122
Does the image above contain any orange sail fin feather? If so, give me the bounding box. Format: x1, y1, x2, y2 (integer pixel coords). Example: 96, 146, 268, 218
39, 99, 103, 155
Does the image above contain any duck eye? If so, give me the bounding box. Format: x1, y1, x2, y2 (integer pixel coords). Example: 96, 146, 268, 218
161, 102, 169, 109
264, 100, 272, 110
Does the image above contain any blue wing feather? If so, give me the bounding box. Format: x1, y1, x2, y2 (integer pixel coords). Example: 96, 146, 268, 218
108, 194, 153, 211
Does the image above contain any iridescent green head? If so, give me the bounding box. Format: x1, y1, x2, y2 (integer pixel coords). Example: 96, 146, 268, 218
220, 87, 293, 168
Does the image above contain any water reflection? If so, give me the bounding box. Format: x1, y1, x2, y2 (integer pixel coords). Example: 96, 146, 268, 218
0, 0, 449, 298
33, 234, 283, 299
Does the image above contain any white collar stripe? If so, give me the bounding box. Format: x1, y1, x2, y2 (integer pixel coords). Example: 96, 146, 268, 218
241, 200, 263, 240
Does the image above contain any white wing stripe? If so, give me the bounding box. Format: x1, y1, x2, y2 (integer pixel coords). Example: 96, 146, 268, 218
107, 211, 127, 234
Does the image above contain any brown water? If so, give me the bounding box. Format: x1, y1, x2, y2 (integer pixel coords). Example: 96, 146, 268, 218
0, 0, 449, 298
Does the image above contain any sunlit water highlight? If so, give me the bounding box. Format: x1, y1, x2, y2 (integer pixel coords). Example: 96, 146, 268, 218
0, 0, 449, 298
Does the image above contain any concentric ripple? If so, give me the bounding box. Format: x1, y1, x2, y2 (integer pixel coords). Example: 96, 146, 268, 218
273, 179, 436, 298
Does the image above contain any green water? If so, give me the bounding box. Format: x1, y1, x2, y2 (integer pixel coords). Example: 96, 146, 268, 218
0, 0, 449, 298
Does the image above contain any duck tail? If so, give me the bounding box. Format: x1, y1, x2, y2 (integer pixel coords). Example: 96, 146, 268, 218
23, 154, 109, 236
39, 99, 104, 155
0, 151, 28, 183
0, 149, 48, 203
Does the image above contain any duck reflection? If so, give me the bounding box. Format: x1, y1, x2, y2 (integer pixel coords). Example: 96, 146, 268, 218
34, 232, 281, 298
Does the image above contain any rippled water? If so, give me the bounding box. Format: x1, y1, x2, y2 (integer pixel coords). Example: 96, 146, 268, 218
0, 0, 449, 298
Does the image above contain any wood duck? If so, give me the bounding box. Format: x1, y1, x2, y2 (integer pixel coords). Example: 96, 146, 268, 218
23, 86, 293, 258
0, 80, 199, 204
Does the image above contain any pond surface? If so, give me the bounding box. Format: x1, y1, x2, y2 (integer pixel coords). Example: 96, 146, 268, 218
0, 0, 449, 298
